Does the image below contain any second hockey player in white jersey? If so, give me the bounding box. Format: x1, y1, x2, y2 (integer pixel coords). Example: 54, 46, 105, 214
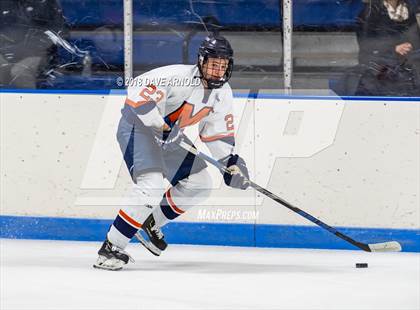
94, 34, 250, 271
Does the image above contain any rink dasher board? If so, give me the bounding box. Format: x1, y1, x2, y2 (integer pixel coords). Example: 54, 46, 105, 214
0, 91, 419, 252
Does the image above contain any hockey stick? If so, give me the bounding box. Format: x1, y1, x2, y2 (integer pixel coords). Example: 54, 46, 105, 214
179, 140, 402, 252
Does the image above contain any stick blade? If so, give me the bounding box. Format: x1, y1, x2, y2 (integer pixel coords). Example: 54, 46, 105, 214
368, 241, 402, 252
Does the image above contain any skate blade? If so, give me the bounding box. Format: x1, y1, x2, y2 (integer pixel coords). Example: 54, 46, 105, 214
134, 232, 162, 256
93, 256, 125, 271
93, 264, 123, 271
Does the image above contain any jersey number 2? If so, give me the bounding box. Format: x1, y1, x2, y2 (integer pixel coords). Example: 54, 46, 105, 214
139, 85, 164, 104
225, 114, 234, 131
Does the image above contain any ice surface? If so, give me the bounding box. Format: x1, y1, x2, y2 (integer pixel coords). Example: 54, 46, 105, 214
1, 239, 419, 310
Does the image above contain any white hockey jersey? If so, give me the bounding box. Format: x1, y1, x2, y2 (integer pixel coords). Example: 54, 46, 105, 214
124, 64, 235, 160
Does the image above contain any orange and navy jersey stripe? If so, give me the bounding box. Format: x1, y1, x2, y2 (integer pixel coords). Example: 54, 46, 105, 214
200, 133, 235, 147
166, 189, 185, 215
118, 209, 142, 229
159, 189, 185, 220
112, 209, 142, 239
125, 98, 157, 115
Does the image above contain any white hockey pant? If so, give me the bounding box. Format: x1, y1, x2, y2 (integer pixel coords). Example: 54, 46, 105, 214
107, 169, 211, 249
153, 168, 212, 227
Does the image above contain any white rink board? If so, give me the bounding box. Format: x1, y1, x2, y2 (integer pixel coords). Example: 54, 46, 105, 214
0, 92, 419, 229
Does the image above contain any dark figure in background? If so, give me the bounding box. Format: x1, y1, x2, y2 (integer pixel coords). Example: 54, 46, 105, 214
356, 0, 420, 96
0, 0, 67, 88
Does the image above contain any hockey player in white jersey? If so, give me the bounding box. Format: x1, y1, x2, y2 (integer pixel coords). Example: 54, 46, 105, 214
94, 34, 250, 271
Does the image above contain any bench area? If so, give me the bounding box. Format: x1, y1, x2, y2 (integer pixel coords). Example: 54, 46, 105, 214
40, 0, 372, 89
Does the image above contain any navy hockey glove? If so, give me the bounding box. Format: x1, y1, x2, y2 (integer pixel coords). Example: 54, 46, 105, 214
153, 124, 184, 151
219, 154, 250, 190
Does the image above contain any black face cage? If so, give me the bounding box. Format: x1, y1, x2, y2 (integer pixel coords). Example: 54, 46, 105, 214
198, 55, 234, 89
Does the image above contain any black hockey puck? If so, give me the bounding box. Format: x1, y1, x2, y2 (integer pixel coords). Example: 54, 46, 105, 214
356, 263, 368, 268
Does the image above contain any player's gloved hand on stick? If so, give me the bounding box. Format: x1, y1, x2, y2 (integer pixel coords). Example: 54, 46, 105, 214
219, 154, 250, 190
153, 123, 183, 151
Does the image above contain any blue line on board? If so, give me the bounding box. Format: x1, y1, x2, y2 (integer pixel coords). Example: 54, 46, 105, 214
0, 88, 126, 95
1, 88, 419, 101
1, 215, 418, 252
